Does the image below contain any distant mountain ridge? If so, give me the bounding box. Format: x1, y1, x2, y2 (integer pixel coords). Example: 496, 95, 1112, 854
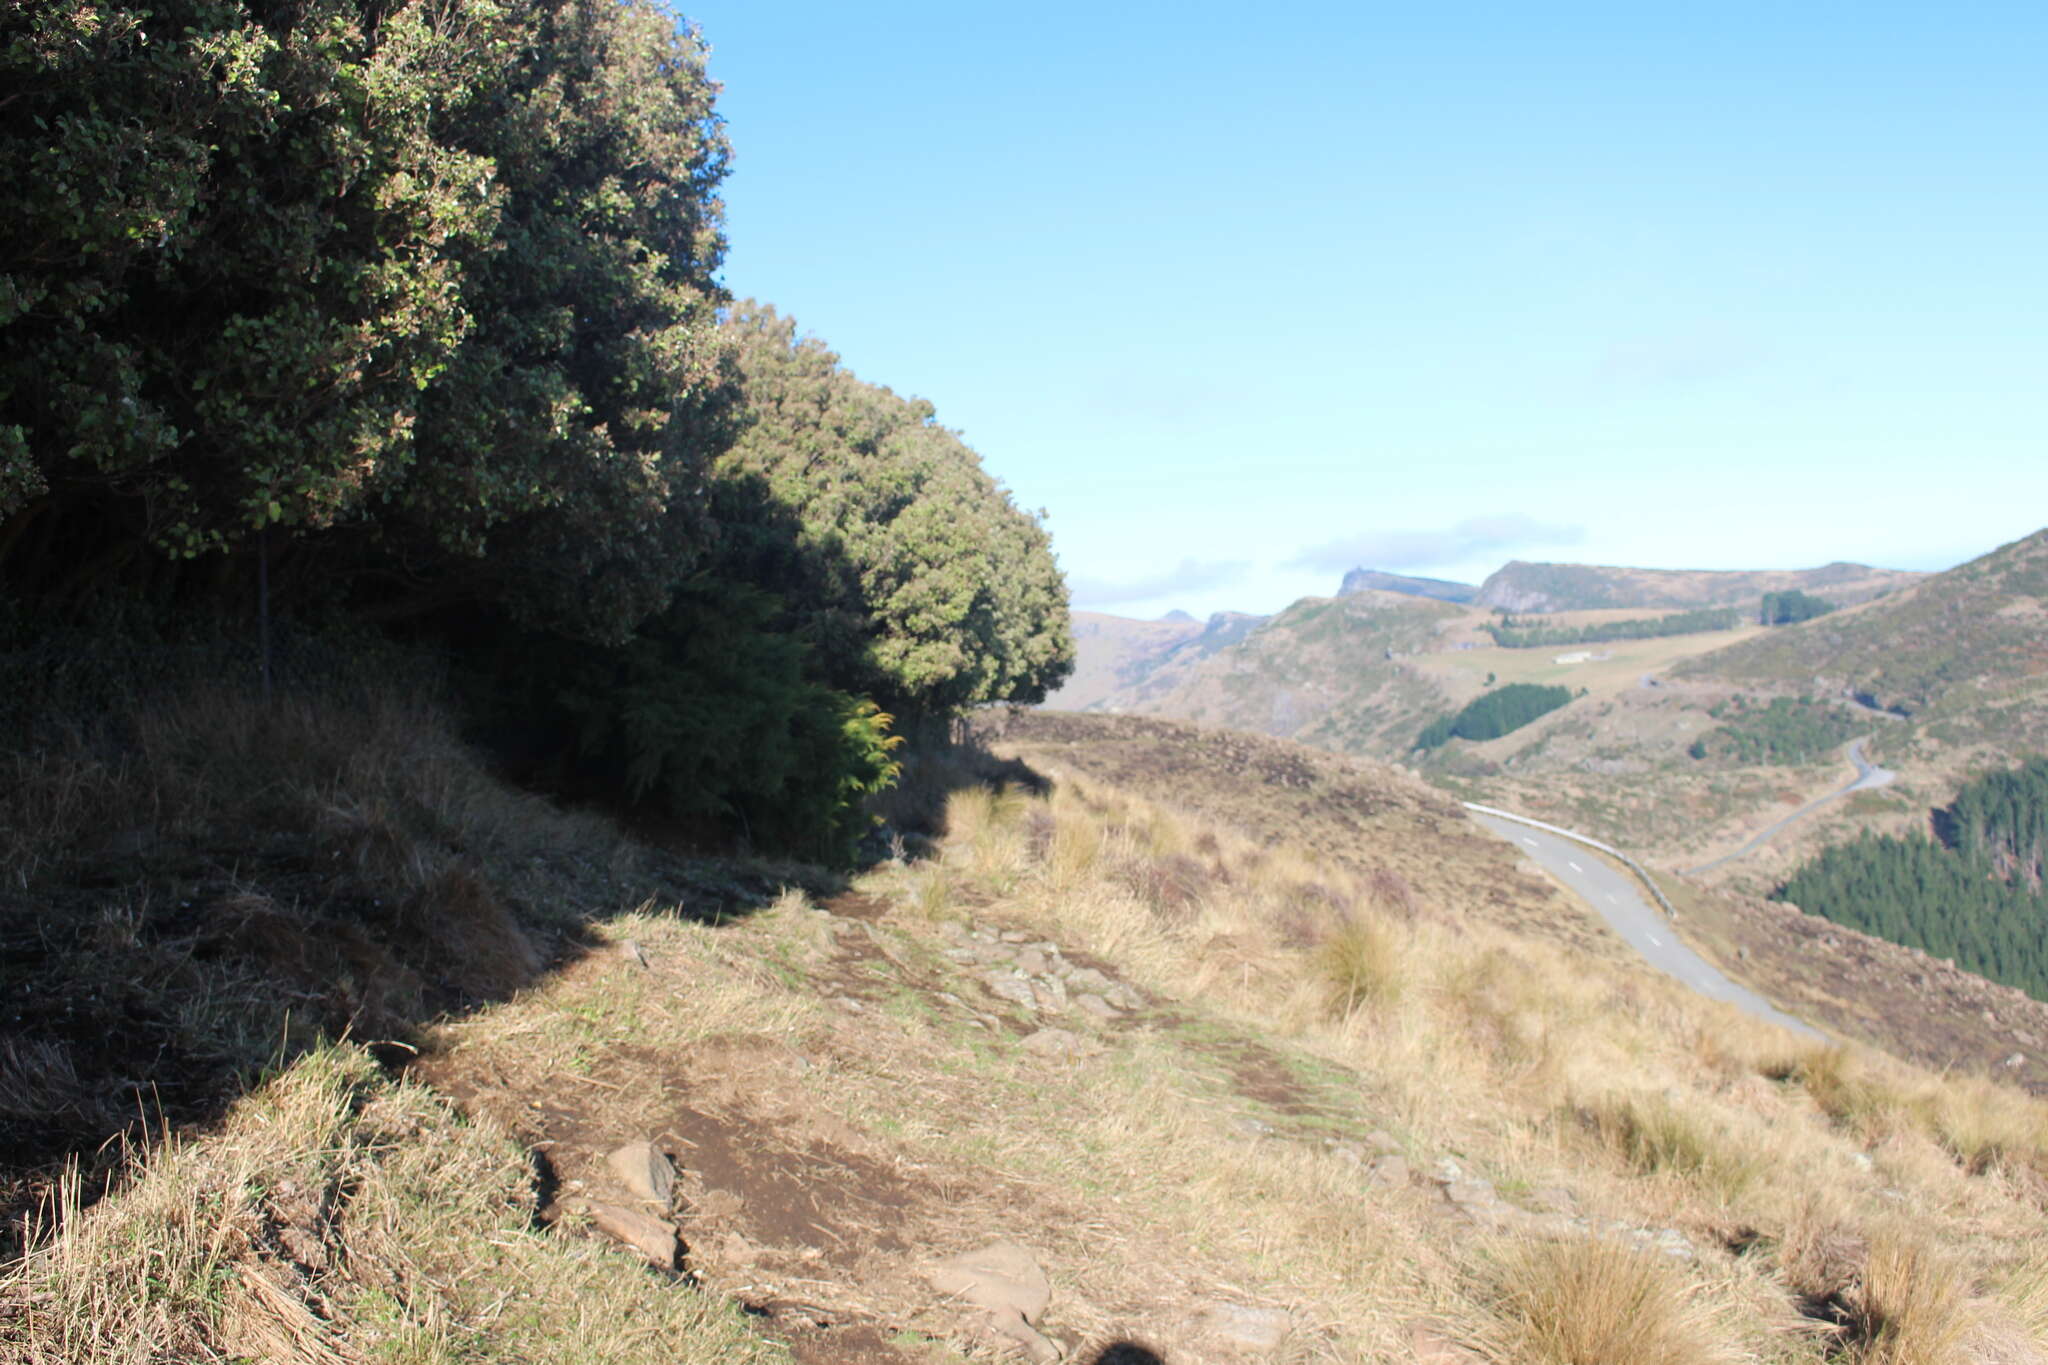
1045, 608, 1269, 711
1675, 528, 2048, 723
1338, 568, 1479, 603
1475, 559, 1922, 613
1046, 534, 2048, 917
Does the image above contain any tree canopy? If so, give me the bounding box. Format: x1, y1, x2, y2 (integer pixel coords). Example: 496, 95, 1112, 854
1777, 758, 2048, 1000
2, 1, 1074, 860
2, 0, 735, 641
1417, 683, 1572, 750
716, 303, 1072, 720
1760, 590, 1835, 626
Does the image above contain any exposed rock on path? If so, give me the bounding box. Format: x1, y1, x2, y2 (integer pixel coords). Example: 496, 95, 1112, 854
929, 1241, 1061, 1362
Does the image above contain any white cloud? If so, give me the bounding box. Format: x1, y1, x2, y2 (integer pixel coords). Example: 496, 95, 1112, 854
1070, 557, 1251, 608
1288, 515, 1586, 574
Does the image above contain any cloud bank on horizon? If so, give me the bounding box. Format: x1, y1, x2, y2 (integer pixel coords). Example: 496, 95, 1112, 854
1288, 515, 1587, 577
1069, 557, 1250, 609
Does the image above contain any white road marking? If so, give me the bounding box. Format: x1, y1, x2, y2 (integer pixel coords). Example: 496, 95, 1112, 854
1647, 933, 1663, 947
1606, 893, 1619, 903
1568, 860, 1582, 872
1521, 836, 1537, 847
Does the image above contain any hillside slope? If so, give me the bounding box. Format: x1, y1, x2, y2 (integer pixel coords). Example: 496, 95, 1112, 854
1000, 711, 2048, 1088
1045, 611, 1266, 712
1065, 592, 1467, 756
15, 699, 2048, 1364
1477, 560, 1922, 613
1676, 528, 2048, 733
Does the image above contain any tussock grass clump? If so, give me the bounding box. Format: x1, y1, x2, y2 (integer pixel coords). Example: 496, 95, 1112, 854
1987, 1256, 2048, 1359
1577, 1091, 1763, 1202
1850, 1229, 1982, 1365
1921, 1075, 2048, 1179
1767, 1045, 1912, 1137
1776, 1193, 1869, 1307
1482, 1236, 1741, 1365
1316, 916, 1406, 1017
1766, 1044, 2048, 1180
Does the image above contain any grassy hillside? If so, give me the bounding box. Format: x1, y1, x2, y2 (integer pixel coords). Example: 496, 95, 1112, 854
1676, 529, 2048, 736
1067, 592, 1468, 756
1045, 610, 1267, 712
12, 696, 2048, 1363
1476, 561, 1923, 613
1002, 711, 2048, 1089
1052, 588, 1916, 871
1056, 538, 2048, 881
1043, 612, 1206, 710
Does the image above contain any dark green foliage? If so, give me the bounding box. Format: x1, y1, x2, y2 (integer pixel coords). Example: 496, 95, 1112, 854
1776, 759, 2048, 1000
2, 0, 503, 547
1, 2, 1070, 863
716, 304, 1074, 718
1483, 607, 1739, 649
478, 581, 901, 866
397, 0, 733, 643
1760, 590, 1836, 626
1699, 695, 1860, 764
2, 0, 731, 641
1416, 683, 1572, 750
1938, 757, 2048, 886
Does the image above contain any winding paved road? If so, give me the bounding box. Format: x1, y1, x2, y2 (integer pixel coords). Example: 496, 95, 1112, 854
1686, 738, 1896, 875
1469, 812, 1822, 1039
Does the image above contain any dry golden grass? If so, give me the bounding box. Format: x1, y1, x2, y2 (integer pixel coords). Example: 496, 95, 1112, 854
1478, 1236, 1745, 1365
0, 1045, 777, 1365
1315, 915, 1407, 1017
889, 770, 2048, 1361
1576, 1090, 1764, 1204
13, 691, 2048, 1364
1853, 1228, 1983, 1365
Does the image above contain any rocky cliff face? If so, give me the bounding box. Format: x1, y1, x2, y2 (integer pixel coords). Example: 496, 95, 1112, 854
1338, 569, 1479, 603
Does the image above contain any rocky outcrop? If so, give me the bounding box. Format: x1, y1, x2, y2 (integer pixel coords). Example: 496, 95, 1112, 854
1338, 569, 1478, 603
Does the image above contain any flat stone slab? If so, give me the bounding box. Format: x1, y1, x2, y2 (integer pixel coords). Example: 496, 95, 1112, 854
1076, 992, 1120, 1019
1021, 1027, 1098, 1061
606, 1141, 675, 1207
930, 1241, 1059, 1363
985, 971, 1039, 1009
1192, 1299, 1292, 1353
589, 1203, 679, 1270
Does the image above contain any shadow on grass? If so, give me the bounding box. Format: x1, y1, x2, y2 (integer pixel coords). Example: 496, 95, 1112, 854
0, 646, 849, 1259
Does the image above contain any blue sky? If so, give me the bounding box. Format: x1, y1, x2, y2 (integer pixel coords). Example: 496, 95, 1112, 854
683, 2, 2048, 617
